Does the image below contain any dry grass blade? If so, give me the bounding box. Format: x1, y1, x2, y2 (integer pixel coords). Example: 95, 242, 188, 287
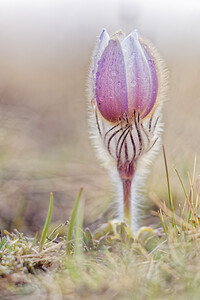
150, 192, 193, 231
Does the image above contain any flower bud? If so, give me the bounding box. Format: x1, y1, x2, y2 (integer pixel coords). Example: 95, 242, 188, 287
93, 29, 158, 123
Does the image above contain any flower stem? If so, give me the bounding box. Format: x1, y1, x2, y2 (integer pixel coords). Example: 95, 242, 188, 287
122, 179, 132, 226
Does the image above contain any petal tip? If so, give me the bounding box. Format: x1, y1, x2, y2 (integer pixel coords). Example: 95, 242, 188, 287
99, 29, 109, 41
130, 29, 139, 40
122, 29, 139, 46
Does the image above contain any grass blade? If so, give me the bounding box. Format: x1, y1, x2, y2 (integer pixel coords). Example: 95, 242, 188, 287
0, 236, 7, 250
74, 196, 84, 256
173, 166, 192, 224
162, 145, 173, 212
174, 166, 189, 202
39, 192, 53, 252
47, 220, 68, 241
159, 209, 168, 236
66, 188, 83, 254
27, 232, 38, 254
162, 145, 176, 227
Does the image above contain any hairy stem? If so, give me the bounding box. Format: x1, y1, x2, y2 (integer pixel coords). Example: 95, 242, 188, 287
122, 179, 132, 226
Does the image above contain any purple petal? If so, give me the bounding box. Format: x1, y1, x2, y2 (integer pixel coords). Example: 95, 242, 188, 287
95, 39, 128, 123
93, 29, 110, 72
122, 31, 158, 119
92, 30, 109, 82
141, 43, 158, 118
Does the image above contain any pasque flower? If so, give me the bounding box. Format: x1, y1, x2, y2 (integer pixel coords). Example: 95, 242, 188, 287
88, 29, 167, 233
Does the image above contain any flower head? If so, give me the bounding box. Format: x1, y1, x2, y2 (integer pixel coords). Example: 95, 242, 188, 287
93, 29, 158, 124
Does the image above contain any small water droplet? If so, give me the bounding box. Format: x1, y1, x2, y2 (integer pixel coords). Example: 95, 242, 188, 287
112, 71, 117, 76
131, 81, 136, 87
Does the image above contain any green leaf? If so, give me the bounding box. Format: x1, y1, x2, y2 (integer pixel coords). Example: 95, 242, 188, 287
39, 192, 53, 252
74, 195, 84, 255
66, 188, 83, 254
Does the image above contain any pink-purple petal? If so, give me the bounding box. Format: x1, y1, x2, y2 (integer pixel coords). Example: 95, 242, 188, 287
141, 44, 158, 118
122, 31, 158, 119
94, 29, 110, 72
95, 39, 128, 123
92, 29, 110, 93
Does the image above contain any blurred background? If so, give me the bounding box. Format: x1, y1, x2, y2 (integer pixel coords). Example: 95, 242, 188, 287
0, 0, 200, 234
